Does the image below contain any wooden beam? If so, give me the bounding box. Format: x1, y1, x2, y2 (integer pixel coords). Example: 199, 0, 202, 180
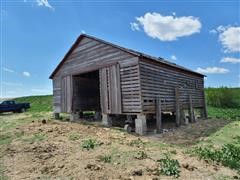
189, 94, 195, 122
175, 88, 180, 127
156, 98, 162, 131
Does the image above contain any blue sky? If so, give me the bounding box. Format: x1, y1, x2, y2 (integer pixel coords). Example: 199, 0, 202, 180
1, 0, 240, 98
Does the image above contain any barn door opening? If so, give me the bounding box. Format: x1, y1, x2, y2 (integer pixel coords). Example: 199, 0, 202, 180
100, 64, 122, 114
72, 70, 101, 113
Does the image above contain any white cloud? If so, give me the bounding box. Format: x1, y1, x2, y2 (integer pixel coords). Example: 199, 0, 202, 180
23, 71, 31, 77
212, 25, 240, 53
131, 12, 201, 41
36, 0, 53, 9
81, 30, 86, 34
3, 67, 14, 73
196, 67, 229, 74
170, 55, 177, 61
130, 22, 140, 31
24, 0, 54, 10
220, 57, 240, 64
209, 29, 217, 34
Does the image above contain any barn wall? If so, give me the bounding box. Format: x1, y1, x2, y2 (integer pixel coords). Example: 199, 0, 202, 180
54, 37, 136, 77
139, 58, 205, 113
52, 77, 61, 113
119, 58, 142, 113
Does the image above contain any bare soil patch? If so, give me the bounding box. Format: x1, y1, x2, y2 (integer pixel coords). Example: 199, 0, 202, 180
1, 118, 238, 179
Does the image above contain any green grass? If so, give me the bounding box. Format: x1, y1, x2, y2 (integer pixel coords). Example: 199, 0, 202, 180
201, 121, 240, 147
207, 107, 240, 121
14, 95, 53, 112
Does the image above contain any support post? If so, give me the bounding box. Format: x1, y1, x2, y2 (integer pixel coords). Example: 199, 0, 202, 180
175, 88, 180, 127
156, 98, 162, 131
202, 90, 208, 119
180, 109, 187, 125
189, 94, 195, 123
102, 113, 112, 127
135, 114, 147, 135
70, 112, 80, 121
54, 113, 60, 119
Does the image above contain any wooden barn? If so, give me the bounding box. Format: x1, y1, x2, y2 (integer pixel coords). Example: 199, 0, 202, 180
50, 34, 207, 135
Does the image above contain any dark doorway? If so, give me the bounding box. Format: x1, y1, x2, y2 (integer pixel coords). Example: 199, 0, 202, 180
72, 70, 100, 113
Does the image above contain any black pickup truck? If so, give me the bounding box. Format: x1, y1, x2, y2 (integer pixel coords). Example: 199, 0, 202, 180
0, 100, 30, 113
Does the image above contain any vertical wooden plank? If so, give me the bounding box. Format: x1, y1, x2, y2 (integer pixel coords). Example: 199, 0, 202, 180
175, 87, 180, 127
116, 64, 122, 113
189, 94, 195, 122
156, 98, 162, 130
99, 68, 108, 114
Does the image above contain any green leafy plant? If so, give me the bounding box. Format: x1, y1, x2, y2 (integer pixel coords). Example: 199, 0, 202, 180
193, 142, 240, 173
157, 154, 180, 178
81, 138, 99, 150
98, 154, 112, 163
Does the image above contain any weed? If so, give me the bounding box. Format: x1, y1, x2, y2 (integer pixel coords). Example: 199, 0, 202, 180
193, 142, 240, 173
98, 154, 112, 163
134, 150, 148, 160
81, 139, 99, 150
68, 133, 81, 141
157, 154, 180, 178
23, 133, 46, 144
129, 138, 146, 148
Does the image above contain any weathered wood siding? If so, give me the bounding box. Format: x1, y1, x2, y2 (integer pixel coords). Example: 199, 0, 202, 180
61, 75, 72, 113
119, 59, 142, 113
139, 58, 204, 113
55, 37, 134, 77
52, 77, 61, 113
100, 64, 122, 114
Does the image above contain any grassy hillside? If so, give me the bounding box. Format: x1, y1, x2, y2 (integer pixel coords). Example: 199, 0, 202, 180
14, 95, 53, 112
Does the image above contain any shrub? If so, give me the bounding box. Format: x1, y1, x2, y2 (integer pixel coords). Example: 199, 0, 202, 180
81, 139, 99, 150
157, 155, 180, 178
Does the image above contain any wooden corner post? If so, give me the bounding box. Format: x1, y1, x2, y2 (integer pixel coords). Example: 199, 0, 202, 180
175, 87, 180, 127
156, 98, 162, 131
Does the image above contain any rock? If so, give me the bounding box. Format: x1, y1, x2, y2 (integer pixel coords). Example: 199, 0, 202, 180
85, 164, 101, 171
58, 164, 64, 169
131, 169, 143, 176
182, 163, 196, 171
182, 163, 189, 169
42, 119, 47, 124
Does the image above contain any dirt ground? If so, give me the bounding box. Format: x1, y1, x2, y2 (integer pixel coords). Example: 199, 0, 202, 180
1, 115, 238, 180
